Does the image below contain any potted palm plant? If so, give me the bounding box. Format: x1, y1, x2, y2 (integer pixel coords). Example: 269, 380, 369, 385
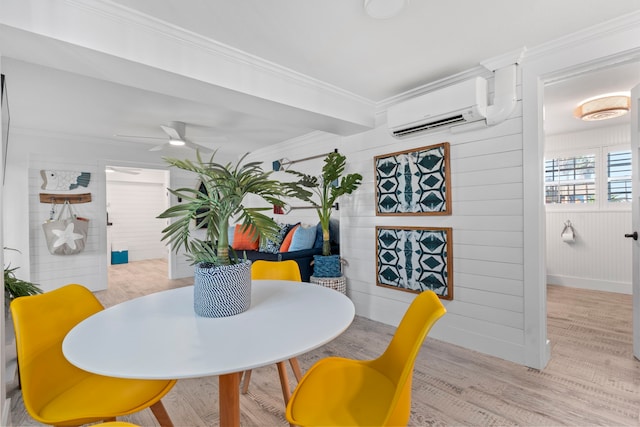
287, 152, 362, 277
158, 151, 301, 317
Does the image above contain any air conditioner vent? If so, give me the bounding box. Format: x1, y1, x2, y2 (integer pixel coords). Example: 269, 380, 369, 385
392, 114, 466, 137
387, 77, 488, 138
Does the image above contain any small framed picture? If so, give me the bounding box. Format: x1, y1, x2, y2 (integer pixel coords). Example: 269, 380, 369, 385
376, 226, 453, 300
374, 142, 451, 215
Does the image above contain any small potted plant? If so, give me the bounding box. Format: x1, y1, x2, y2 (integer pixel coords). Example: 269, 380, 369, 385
4, 248, 41, 347
158, 151, 302, 317
287, 152, 362, 277
4, 248, 42, 307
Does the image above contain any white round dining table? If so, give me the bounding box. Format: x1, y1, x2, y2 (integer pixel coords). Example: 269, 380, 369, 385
63, 280, 355, 426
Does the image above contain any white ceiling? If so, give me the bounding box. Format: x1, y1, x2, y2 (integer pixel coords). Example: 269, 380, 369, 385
1, 1, 640, 159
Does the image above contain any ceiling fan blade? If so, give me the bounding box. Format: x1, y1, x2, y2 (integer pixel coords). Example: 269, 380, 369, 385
160, 125, 183, 141
184, 140, 214, 153
115, 134, 166, 141
149, 143, 167, 152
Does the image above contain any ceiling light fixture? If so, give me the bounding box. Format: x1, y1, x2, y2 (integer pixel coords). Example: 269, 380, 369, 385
169, 138, 185, 146
574, 93, 631, 122
364, 0, 408, 19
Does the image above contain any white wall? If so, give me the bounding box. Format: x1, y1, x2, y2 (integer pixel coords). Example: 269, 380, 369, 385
0, 52, 9, 427
545, 125, 631, 293
106, 169, 169, 262
248, 69, 529, 365
3, 127, 177, 292
28, 156, 106, 292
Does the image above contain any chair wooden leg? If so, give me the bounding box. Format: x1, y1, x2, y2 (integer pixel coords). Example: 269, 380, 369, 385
276, 361, 292, 405
150, 400, 174, 427
288, 357, 303, 382
241, 369, 252, 394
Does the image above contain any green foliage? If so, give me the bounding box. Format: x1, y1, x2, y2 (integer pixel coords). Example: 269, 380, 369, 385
287, 152, 362, 256
158, 150, 303, 267
4, 248, 42, 303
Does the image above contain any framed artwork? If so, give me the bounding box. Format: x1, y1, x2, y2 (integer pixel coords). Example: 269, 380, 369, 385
376, 226, 453, 300
374, 142, 451, 215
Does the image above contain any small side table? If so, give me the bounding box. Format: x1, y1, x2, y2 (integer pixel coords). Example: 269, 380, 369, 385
310, 275, 347, 295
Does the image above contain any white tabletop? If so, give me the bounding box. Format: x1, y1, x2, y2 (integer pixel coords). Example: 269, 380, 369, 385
63, 280, 355, 380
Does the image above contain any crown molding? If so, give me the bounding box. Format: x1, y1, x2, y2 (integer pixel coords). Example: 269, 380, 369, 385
375, 10, 640, 114
524, 9, 640, 61
376, 65, 492, 112
65, 0, 374, 108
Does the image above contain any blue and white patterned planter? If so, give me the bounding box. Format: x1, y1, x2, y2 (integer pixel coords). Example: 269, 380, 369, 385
193, 260, 252, 317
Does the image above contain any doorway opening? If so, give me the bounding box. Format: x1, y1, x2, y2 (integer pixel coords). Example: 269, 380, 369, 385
105, 165, 170, 288
542, 59, 640, 361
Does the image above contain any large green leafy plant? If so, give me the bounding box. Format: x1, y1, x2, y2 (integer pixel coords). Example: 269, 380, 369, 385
287, 152, 362, 256
158, 151, 301, 267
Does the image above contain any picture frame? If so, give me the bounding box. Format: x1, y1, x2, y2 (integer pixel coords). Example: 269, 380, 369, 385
376, 225, 453, 300
374, 142, 451, 215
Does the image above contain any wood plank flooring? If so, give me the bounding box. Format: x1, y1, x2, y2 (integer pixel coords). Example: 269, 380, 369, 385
8, 259, 640, 426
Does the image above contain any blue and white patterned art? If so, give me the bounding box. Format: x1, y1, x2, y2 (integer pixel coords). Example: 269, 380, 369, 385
376, 226, 452, 299
40, 170, 91, 190
375, 142, 450, 215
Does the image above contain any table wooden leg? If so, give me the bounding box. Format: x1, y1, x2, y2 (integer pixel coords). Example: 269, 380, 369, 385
276, 361, 292, 405
219, 372, 241, 427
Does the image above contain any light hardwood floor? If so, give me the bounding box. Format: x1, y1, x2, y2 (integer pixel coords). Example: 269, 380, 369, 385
9, 259, 640, 426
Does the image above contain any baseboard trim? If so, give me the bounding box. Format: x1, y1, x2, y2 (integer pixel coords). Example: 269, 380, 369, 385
547, 275, 631, 294
2, 397, 11, 427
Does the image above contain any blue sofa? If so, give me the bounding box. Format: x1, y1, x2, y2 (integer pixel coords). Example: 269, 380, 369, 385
231, 220, 340, 282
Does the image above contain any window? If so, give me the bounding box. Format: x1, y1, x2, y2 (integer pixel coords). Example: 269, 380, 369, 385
544, 154, 596, 204
544, 145, 631, 210
607, 150, 631, 202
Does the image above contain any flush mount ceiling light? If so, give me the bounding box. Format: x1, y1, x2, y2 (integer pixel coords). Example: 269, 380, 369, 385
169, 138, 185, 146
364, 0, 408, 19
574, 93, 631, 122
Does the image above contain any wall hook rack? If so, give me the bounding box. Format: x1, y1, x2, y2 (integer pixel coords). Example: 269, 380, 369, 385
39, 193, 92, 204
272, 148, 338, 171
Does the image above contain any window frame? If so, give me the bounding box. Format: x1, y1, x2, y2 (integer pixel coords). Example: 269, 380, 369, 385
605, 146, 632, 204
544, 144, 631, 212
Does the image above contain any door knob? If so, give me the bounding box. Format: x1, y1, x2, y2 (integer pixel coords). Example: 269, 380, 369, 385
625, 231, 638, 240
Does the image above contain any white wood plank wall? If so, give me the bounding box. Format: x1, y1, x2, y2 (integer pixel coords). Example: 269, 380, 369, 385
248, 72, 529, 365
106, 171, 168, 263
546, 210, 631, 293
28, 160, 106, 292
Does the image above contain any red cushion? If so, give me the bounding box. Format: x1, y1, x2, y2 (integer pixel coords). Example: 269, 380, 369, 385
279, 225, 300, 252
232, 225, 259, 250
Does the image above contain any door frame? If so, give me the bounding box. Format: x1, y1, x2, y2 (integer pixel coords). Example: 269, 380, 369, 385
521, 20, 640, 369
631, 83, 640, 359
102, 161, 174, 282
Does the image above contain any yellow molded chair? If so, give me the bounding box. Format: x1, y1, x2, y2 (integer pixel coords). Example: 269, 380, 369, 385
286, 290, 446, 427
10, 284, 177, 427
243, 260, 304, 404
92, 423, 140, 427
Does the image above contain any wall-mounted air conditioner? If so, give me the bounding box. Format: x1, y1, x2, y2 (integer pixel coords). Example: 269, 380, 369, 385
387, 77, 488, 138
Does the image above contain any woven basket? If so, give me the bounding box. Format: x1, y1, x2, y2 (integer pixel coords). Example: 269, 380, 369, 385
310, 275, 347, 294
193, 260, 251, 318
313, 254, 341, 278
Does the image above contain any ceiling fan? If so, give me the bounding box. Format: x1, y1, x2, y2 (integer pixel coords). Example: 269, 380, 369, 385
116, 121, 221, 152
105, 166, 141, 175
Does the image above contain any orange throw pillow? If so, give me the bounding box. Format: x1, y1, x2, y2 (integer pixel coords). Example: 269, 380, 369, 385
279, 225, 300, 252
232, 225, 259, 250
